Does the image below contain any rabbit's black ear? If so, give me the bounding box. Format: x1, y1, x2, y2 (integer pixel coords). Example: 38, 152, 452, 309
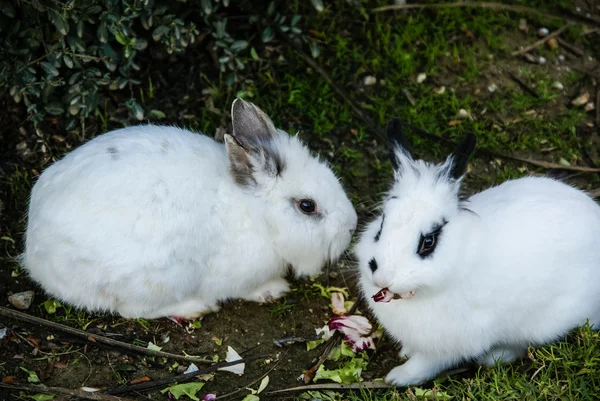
447, 133, 477, 180
387, 118, 413, 171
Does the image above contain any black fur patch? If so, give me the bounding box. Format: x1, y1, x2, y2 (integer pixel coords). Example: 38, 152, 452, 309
369, 258, 378, 273
374, 214, 385, 242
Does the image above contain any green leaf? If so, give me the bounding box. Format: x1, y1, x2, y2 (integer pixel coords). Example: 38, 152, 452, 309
200, 0, 212, 15
1, 1, 16, 18
306, 339, 325, 351
97, 21, 108, 43
27, 394, 55, 401
150, 109, 166, 119
314, 358, 367, 384
43, 299, 62, 314
310, 0, 324, 12
50, 10, 69, 36
160, 382, 205, 401
230, 40, 248, 52
20, 367, 41, 383
63, 54, 74, 68
413, 388, 452, 400
40, 62, 59, 78
44, 102, 65, 115
262, 27, 274, 43
115, 31, 127, 45
152, 25, 170, 41
310, 43, 321, 59
147, 341, 162, 351
241, 395, 259, 401
250, 47, 259, 60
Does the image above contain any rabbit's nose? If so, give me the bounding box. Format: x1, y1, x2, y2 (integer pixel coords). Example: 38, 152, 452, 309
374, 278, 391, 289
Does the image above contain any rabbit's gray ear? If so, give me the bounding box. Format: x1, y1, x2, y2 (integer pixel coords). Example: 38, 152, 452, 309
231, 98, 276, 149
226, 99, 285, 187
387, 118, 413, 171
444, 133, 477, 181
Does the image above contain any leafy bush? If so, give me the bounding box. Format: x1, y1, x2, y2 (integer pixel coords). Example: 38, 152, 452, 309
0, 0, 319, 131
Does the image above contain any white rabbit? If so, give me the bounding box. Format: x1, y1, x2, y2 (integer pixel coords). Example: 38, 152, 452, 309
355, 118, 600, 387
22, 99, 357, 319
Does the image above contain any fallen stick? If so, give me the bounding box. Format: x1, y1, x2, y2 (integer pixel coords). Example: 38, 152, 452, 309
512, 24, 573, 56
105, 354, 269, 395
556, 37, 584, 57
372, 2, 600, 27
0, 383, 135, 401
267, 381, 392, 394
0, 306, 213, 365
507, 71, 539, 98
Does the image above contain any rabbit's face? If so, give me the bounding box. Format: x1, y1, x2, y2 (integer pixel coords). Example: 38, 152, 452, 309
355, 119, 477, 299
356, 173, 461, 297
258, 134, 358, 277
225, 99, 357, 277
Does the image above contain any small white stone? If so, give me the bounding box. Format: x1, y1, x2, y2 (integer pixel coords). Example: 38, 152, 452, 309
458, 109, 471, 119
585, 102, 596, 112
539, 57, 547, 64
416, 73, 427, 84
8, 291, 35, 310
363, 75, 377, 86
488, 83, 497, 93
538, 27, 549, 37
552, 81, 564, 90
558, 54, 565, 61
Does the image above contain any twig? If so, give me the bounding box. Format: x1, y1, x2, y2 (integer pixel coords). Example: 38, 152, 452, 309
267, 381, 392, 395
0, 383, 135, 401
596, 83, 600, 131
372, 2, 600, 27
512, 24, 573, 56
556, 38, 584, 57
303, 301, 361, 384
0, 306, 213, 365
507, 71, 539, 98
498, 154, 600, 172
402, 89, 416, 106
104, 354, 269, 395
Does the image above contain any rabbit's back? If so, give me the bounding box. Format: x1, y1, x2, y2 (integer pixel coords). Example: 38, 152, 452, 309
23, 126, 232, 313
466, 176, 600, 339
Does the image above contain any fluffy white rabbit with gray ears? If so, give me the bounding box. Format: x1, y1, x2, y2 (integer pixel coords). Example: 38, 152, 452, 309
22, 99, 357, 319
355, 118, 600, 387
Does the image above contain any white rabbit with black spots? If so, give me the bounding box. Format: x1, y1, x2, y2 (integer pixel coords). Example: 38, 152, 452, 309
23, 99, 357, 319
355, 118, 600, 387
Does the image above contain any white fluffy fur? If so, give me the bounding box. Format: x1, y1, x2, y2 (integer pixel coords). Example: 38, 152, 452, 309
22, 100, 357, 319
355, 149, 600, 387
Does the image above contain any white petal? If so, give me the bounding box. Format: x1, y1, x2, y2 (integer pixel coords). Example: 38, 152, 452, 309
217, 346, 245, 376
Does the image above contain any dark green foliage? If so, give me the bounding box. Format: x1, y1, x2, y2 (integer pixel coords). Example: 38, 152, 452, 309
0, 0, 315, 129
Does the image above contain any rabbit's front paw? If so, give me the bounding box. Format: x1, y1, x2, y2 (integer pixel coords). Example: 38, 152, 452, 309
245, 279, 290, 303
384, 354, 444, 387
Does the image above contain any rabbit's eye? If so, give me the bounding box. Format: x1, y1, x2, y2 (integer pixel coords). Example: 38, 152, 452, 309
417, 232, 439, 257
298, 199, 316, 214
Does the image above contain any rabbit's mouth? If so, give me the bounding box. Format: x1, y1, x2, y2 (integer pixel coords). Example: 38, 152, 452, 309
372, 288, 416, 303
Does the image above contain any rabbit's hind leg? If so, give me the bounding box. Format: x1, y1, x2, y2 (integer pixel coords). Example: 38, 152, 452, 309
118, 298, 219, 320
478, 345, 527, 367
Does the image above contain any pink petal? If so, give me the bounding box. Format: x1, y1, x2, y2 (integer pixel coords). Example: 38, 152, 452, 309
203, 394, 217, 401
328, 315, 372, 336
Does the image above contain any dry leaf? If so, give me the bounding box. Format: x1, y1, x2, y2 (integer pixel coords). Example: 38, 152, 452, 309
130, 376, 152, 385
2, 376, 16, 384
572, 93, 590, 106
448, 120, 462, 126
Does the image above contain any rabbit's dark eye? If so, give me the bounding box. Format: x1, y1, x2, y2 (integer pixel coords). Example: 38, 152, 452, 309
298, 199, 316, 215
417, 232, 439, 258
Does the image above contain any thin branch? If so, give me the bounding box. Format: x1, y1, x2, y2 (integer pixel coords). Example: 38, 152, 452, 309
556, 38, 584, 57
0, 383, 135, 401
372, 2, 600, 27
506, 71, 539, 98
512, 24, 573, 56
0, 306, 213, 365
104, 354, 269, 395
267, 381, 392, 395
